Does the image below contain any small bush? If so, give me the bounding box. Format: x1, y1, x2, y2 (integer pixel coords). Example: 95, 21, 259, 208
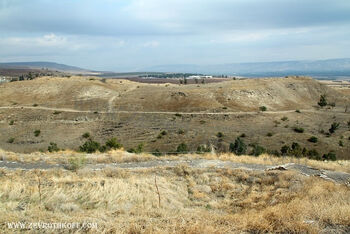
250, 143, 266, 156
79, 140, 101, 153
322, 151, 336, 161
216, 132, 224, 138
66, 156, 87, 171
175, 113, 182, 117
196, 145, 211, 154
7, 138, 15, 144
128, 143, 144, 154
177, 129, 185, 134
53, 111, 61, 115
318, 94, 327, 107
176, 143, 189, 154
230, 137, 247, 155
82, 132, 90, 139
152, 149, 162, 157
105, 138, 122, 150
259, 106, 267, 112
329, 122, 340, 134
293, 127, 304, 133
308, 136, 318, 143
295, 109, 301, 113
281, 116, 288, 121
9, 120, 14, 125
160, 130, 167, 136
48, 142, 59, 152
34, 130, 41, 137
339, 140, 344, 147
33, 104, 38, 107
266, 132, 273, 137
240, 133, 246, 138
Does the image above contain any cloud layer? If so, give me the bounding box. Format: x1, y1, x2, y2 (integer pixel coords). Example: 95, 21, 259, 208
0, 0, 349, 71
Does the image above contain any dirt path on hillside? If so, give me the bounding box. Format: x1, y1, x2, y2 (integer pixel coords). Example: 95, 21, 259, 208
0, 159, 349, 186
0, 105, 345, 115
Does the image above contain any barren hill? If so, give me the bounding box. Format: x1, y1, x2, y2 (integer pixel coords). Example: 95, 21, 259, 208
0, 76, 349, 159
0, 76, 345, 112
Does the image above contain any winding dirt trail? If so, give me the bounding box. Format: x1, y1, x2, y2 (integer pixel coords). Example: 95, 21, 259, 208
0, 159, 349, 186
0, 105, 342, 115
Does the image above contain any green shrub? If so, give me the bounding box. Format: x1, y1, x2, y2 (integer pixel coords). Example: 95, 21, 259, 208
152, 149, 162, 156
259, 106, 267, 112
105, 138, 122, 150
34, 130, 41, 137
306, 149, 321, 160
9, 120, 14, 125
295, 109, 301, 113
240, 133, 246, 138
329, 122, 340, 134
216, 132, 224, 138
281, 116, 288, 121
7, 138, 15, 144
175, 113, 182, 117
322, 151, 336, 161
128, 143, 144, 154
160, 130, 167, 136
318, 94, 327, 107
82, 132, 90, 139
176, 143, 189, 154
229, 137, 247, 155
250, 143, 266, 156
177, 129, 185, 134
339, 140, 344, 147
280, 145, 290, 156
53, 111, 61, 115
48, 142, 59, 152
266, 132, 273, 137
33, 104, 38, 107
293, 127, 304, 133
196, 145, 211, 154
79, 140, 101, 153
308, 136, 318, 143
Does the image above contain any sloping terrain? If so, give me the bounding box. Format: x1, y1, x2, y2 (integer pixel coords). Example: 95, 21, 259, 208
0, 76, 345, 112
0, 76, 349, 158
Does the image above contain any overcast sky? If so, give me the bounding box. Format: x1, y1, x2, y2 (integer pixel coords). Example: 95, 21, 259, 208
0, 0, 350, 71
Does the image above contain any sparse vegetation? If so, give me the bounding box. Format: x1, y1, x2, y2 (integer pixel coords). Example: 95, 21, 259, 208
259, 106, 267, 111
34, 130, 41, 137
293, 126, 304, 133
82, 132, 90, 138
230, 137, 247, 155
79, 139, 101, 153
216, 132, 224, 138
281, 116, 288, 121
7, 137, 15, 144
329, 122, 340, 134
48, 142, 59, 152
318, 94, 327, 107
308, 136, 318, 143
176, 143, 189, 154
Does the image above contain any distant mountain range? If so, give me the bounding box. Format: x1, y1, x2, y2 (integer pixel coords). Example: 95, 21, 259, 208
141, 58, 350, 78
0, 62, 93, 74
2, 59, 350, 78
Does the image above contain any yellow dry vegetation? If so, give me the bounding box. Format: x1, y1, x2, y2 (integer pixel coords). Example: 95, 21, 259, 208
0, 165, 349, 233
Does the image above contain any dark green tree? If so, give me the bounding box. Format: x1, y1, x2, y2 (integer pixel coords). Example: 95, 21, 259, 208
229, 137, 247, 155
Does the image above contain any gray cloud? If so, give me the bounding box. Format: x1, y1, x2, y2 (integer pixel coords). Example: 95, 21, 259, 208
0, 0, 349, 70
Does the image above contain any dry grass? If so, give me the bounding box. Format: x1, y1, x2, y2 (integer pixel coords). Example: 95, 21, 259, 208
0, 166, 349, 233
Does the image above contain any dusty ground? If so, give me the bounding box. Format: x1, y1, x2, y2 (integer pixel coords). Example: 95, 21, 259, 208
0, 76, 350, 159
